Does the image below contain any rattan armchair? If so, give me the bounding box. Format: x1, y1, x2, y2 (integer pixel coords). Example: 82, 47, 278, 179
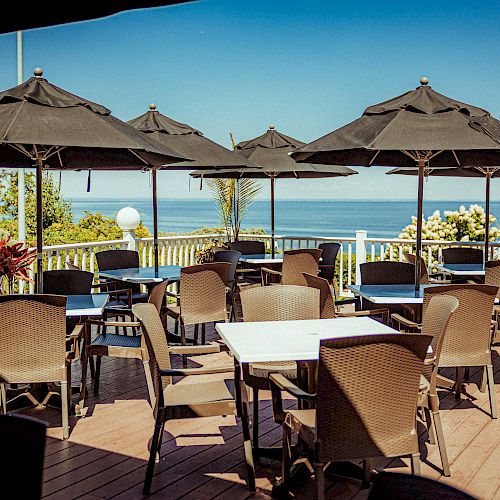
270, 333, 432, 497
442, 247, 483, 264
239, 285, 320, 459
261, 248, 323, 286
230, 240, 266, 285
403, 252, 451, 284
0, 295, 80, 439
213, 249, 241, 320
485, 260, 500, 344
318, 242, 341, 283
132, 302, 256, 495
79, 280, 169, 409
165, 262, 231, 348
303, 272, 390, 323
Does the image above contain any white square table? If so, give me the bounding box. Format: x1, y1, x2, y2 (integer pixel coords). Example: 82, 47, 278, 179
239, 253, 283, 265
66, 293, 109, 317
97, 265, 182, 284
434, 263, 485, 276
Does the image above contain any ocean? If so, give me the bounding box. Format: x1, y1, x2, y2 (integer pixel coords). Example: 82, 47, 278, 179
69, 198, 500, 239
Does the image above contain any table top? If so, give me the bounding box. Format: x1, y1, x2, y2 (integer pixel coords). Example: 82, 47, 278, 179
216, 316, 397, 363
240, 254, 283, 264
97, 265, 182, 284
434, 263, 485, 276
348, 284, 437, 304
66, 293, 109, 317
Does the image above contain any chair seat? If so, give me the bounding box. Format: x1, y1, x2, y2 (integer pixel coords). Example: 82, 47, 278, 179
285, 409, 316, 445
249, 361, 297, 379
164, 379, 232, 405
91, 334, 142, 348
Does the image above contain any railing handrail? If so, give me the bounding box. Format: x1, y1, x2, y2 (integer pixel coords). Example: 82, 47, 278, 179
365, 237, 498, 246
34, 238, 128, 252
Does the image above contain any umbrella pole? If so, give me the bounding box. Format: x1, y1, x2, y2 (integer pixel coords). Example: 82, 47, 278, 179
485, 172, 491, 263
414, 160, 425, 292
152, 168, 159, 275
36, 157, 44, 293
270, 177, 275, 258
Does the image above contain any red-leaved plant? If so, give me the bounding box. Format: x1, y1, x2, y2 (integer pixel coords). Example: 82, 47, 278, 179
0, 233, 37, 294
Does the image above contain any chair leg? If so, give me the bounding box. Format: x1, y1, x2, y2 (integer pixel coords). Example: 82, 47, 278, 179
432, 409, 451, 476
194, 324, 199, 345
60, 380, 69, 440
143, 360, 156, 409
143, 417, 164, 495
455, 367, 464, 399
315, 461, 325, 500
410, 453, 421, 475
486, 365, 498, 419
480, 366, 487, 393
94, 355, 102, 393
252, 387, 260, 462
0, 383, 7, 414
239, 378, 256, 491
422, 407, 436, 444
362, 458, 372, 488
89, 356, 95, 378
201, 323, 206, 345
281, 424, 292, 497
180, 324, 188, 367
79, 350, 89, 410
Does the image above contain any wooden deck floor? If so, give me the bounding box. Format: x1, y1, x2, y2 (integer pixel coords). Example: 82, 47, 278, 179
12, 319, 500, 500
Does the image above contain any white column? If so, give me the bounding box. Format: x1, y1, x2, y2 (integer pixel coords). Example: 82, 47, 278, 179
355, 230, 367, 285
123, 230, 137, 251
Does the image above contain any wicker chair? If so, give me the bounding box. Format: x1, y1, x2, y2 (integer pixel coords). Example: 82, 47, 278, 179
231, 240, 266, 285
442, 247, 483, 264
165, 262, 230, 348
368, 471, 475, 499
403, 252, 451, 284
485, 260, 500, 344
239, 285, 320, 459
213, 249, 241, 320
261, 248, 323, 286
0, 295, 80, 439
0, 413, 47, 499
269, 333, 432, 496
132, 302, 255, 495
79, 280, 169, 408
391, 284, 498, 419
318, 242, 341, 283
302, 272, 389, 323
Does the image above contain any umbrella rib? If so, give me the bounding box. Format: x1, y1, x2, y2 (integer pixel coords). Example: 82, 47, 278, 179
452, 150, 461, 167
127, 148, 150, 166
368, 150, 381, 165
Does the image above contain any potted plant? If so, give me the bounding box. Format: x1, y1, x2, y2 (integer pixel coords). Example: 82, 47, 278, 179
0, 232, 37, 294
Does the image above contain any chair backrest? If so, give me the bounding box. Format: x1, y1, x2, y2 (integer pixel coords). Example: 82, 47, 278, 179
442, 247, 483, 264
403, 252, 429, 284
133, 303, 173, 407
318, 242, 341, 281
65, 262, 80, 271
315, 333, 431, 463
179, 262, 230, 325
420, 294, 459, 385
282, 249, 323, 286
213, 249, 241, 290
0, 295, 67, 383
43, 269, 94, 295
485, 260, 500, 299
302, 272, 337, 319
240, 284, 320, 321
368, 471, 475, 499
230, 240, 265, 256
423, 284, 497, 368
360, 261, 415, 285
0, 413, 47, 499
96, 249, 140, 270
147, 280, 169, 314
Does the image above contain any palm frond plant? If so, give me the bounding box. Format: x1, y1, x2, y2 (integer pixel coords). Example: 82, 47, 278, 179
0, 232, 37, 294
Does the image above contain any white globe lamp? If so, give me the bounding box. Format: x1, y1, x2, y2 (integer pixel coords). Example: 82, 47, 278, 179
116, 207, 141, 250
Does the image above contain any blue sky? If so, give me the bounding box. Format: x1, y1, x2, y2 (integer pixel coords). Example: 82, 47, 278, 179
1, 0, 500, 201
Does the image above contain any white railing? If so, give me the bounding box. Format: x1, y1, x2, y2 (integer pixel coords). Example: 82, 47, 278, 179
8, 230, 497, 296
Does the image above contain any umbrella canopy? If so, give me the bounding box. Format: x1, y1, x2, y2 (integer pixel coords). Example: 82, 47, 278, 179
191, 126, 357, 255
0, 69, 188, 291
292, 77, 500, 289
128, 104, 260, 270
1, 1, 194, 34
387, 165, 500, 261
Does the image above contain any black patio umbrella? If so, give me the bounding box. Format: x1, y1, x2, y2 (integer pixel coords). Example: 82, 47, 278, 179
191, 125, 357, 256
387, 166, 500, 262
0, 69, 188, 292
292, 77, 500, 290
128, 104, 260, 269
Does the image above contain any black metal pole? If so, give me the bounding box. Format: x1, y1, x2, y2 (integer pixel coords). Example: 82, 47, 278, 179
415, 160, 425, 293
152, 168, 159, 275
270, 177, 275, 258
36, 157, 44, 293
485, 172, 491, 263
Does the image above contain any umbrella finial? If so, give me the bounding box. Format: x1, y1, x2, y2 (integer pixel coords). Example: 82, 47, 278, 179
420, 76, 429, 86
149, 103, 157, 111
34, 67, 43, 77
269, 124, 275, 130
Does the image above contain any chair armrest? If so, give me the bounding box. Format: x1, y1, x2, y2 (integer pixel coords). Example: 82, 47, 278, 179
160, 366, 234, 377
67, 323, 84, 340
236, 268, 259, 274
335, 298, 358, 306
84, 319, 141, 328
168, 344, 223, 355
261, 267, 282, 286
260, 267, 282, 276
390, 313, 421, 331
268, 373, 315, 399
